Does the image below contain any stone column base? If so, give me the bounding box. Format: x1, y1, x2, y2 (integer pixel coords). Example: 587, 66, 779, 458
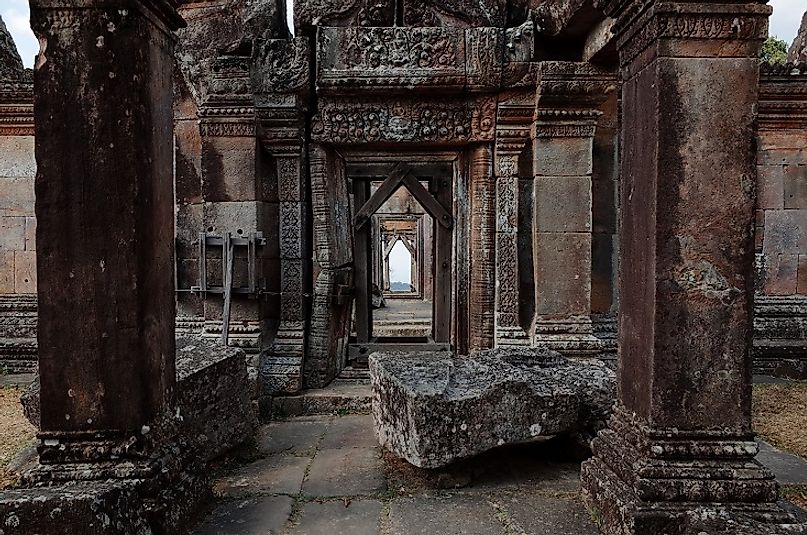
260, 324, 306, 395
495, 325, 532, 347
533, 316, 601, 357
581, 407, 794, 535
202, 319, 262, 352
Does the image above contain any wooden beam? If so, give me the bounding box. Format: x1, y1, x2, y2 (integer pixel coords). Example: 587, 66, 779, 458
353, 163, 411, 229
402, 173, 453, 229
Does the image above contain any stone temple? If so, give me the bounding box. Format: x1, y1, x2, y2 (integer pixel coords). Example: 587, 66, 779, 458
0, 0, 806, 533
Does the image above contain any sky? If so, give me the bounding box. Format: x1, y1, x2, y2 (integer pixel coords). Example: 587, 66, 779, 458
1, 0, 802, 68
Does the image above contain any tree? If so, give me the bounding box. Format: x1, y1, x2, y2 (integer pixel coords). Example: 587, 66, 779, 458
761, 37, 788, 64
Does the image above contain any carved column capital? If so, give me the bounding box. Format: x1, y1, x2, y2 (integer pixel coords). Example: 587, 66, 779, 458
536, 61, 617, 120
605, 1, 772, 67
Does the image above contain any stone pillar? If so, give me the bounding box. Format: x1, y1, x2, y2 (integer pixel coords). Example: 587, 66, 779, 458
532, 62, 614, 356
469, 143, 496, 351
580, 1, 786, 533
493, 94, 532, 346
29, 0, 183, 459
254, 37, 312, 395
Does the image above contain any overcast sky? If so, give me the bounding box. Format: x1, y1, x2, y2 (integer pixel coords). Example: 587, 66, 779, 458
1, 0, 803, 68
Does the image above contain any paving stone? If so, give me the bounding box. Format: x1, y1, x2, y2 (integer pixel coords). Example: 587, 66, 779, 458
215, 455, 309, 497
194, 495, 294, 535
388, 495, 502, 535
320, 414, 377, 450
290, 499, 382, 535
757, 440, 807, 486
257, 418, 329, 455
488, 491, 598, 535
303, 448, 386, 497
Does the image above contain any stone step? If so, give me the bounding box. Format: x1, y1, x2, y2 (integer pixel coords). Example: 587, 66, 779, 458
267, 380, 371, 420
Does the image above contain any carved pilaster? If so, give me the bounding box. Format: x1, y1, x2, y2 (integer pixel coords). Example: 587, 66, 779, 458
469, 143, 496, 351
532, 62, 616, 357
493, 95, 531, 347
254, 37, 312, 396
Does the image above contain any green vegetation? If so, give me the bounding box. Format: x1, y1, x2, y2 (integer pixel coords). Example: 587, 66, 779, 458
761, 36, 788, 64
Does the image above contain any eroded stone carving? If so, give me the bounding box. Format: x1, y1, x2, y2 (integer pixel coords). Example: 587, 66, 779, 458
789, 10, 807, 63
371, 348, 615, 468
312, 97, 497, 144
0, 16, 23, 80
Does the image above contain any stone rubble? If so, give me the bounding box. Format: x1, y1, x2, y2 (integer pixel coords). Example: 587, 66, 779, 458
370, 348, 615, 468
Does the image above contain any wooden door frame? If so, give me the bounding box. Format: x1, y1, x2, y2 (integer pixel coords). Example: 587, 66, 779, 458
347, 158, 455, 361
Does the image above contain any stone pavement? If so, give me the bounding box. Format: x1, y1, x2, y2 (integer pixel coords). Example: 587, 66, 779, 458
194, 414, 598, 535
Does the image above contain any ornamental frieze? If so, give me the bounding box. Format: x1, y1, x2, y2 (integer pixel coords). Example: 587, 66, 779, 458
311, 97, 496, 145
318, 26, 467, 89
317, 25, 535, 91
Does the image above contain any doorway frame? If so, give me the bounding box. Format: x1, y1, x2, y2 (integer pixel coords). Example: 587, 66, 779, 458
347, 157, 455, 363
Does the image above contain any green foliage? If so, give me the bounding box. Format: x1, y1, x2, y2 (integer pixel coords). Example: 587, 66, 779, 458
761, 37, 788, 65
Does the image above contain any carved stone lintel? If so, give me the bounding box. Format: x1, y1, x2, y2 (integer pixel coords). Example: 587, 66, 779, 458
312, 97, 497, 146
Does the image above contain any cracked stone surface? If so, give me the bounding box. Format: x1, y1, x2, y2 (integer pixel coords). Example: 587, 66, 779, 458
370, 348, 616, 468
195, 413, 599, 535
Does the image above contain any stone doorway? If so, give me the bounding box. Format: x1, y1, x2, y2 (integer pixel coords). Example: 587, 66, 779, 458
348, 162, 453, 365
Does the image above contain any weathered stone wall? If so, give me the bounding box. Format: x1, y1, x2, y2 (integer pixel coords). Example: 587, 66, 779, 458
173, 0, 287, 356
0, 16, 36, 373
788, 10, 807, 64
753, 62, 807, 378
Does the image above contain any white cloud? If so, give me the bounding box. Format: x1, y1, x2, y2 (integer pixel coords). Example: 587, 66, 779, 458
1, 0, 37, 69
769, 0, 804, 45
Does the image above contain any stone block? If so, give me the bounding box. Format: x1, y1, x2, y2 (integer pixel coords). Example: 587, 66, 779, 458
24, 216, 35, 251
763, 210, 807, 255
0, 136, 35, 178
202, 136, 259, 202
202, 200, 273, 238
175, 119, 203, 204
762, 253, 798, 296
370, 349, 615, 468
784, 164, 807, 210
534, 176, 592, 232
175, 336, 256, 461
294, 0, 394, 30
0, 177, 34, 217
14, 251, 35, 293
0, 483, 151, 534
534, 232, 591, 316
757, 165, 784, 209
757, 130, 807, 166
0, 252, 13, 292
534, 136, 593, 177
0, 216, 25, 251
